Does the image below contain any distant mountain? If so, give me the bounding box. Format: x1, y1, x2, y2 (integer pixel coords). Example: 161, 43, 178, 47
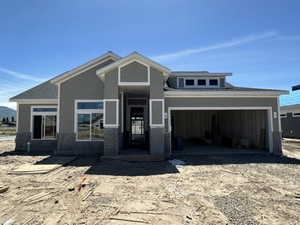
0, 106, 16, 121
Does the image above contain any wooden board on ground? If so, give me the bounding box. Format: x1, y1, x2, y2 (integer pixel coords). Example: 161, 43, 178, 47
7, 156, 76, 175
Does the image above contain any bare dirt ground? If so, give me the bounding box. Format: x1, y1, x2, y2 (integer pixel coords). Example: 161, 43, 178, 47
0, 140, 299, 225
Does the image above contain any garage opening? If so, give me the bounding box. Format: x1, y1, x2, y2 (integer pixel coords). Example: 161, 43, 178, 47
170, 109, 270, 154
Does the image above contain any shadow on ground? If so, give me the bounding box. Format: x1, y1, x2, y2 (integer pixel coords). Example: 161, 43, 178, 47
83, 153, 300, 176
177, 153, 300, 166
2, 150, 300, 176
84, 158, 180, 176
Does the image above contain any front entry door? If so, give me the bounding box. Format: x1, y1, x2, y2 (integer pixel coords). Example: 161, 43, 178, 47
130, 107, 145, 147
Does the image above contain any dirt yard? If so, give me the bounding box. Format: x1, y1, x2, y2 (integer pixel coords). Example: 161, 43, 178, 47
0, 140, 299, 225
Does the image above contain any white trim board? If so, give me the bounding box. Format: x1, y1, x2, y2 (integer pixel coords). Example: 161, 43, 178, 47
149, 99, 165, 128
118, 59, 150, 86
16, 103, 19, 133
292, 112, 300, 117
96, 52, 171, 79
57, 83, 61, 133
103, 99, 119, 128
277, 97, 282, 132
164, 91, 288, 97
11, 99, 58, 104
51, 52, 120, 84
167, 106, 274, 153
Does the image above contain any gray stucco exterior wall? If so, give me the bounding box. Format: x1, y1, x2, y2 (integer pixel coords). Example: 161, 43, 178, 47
151, 100, 163, 125
16, 104, 57, 152
281, 112, 300, 138
105, 101, 118, 125
57, 60, 114, 155
120, 62, 148, 83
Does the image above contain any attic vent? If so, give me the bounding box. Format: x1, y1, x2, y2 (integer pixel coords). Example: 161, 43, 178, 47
128, 99, 147, 105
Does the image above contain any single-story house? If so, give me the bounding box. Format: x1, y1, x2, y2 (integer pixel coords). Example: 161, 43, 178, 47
280, 85, 300, 138
10, 51, 288, 157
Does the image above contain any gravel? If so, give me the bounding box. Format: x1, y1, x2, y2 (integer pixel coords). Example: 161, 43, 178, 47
214, 192, 262, 225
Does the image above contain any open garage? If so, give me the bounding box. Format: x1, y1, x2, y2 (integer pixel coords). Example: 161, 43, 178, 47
169, 108, 272, 154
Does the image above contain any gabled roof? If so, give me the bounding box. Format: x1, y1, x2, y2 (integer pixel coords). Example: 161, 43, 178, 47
96, 52, 171, 78
10, 51, 120, 102
51, 51, 120, 84
10, 80, 58, 102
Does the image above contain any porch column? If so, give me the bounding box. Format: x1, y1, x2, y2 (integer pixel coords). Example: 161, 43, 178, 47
149, 67, 165, 157
103, 69, 120, 156
149, 99, 165, 157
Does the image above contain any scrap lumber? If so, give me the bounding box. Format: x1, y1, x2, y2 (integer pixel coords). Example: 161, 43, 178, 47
108, 217, 149, 224
8, 156, 76, 175
0, 185, 9, 193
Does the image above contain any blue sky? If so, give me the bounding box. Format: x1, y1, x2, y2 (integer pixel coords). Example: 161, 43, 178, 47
1, 0, 300, 109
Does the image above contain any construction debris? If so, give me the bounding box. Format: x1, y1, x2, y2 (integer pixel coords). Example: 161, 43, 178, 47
0, 139, 299, 225
0, 185, 9, 193
8, 156, 76, 175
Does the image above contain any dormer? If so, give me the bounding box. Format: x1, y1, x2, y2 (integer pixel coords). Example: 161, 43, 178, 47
168, 71, 232, 89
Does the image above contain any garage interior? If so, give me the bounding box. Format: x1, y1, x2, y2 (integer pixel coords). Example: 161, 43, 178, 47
171, 110, 269, 154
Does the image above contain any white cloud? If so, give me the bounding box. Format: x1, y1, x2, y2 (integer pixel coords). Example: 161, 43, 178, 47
0, 102, 16, 110
152, 31, 278, 62
0, 67, 46, 82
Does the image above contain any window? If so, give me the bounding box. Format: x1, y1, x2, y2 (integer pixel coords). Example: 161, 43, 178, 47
182, 77, 220, 88
185, 79, 195, 86
197, 79, 206, 86
280, 113, 287, 118
75, 100, 104, 141
209, 79, 219, 86
31, 107, 57, 140
293, 112, 300, 117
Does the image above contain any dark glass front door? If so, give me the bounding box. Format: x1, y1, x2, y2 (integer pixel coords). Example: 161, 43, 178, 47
130, 107, 145, 147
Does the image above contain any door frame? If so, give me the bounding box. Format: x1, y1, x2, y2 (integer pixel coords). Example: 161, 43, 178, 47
125, 97, 149, 148
168, 106, 274, 154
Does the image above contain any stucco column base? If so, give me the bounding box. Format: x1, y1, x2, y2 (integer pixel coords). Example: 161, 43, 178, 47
104, 128, 119, 156
272, 131, 283, 155
15, 132, 31, 151
149, 127, 165, 157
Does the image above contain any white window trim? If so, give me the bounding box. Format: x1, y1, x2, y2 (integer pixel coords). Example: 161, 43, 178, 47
182, 77, 220, 88
74, 100, 104, 142
118, 59, 150, 86
149, 99, 165, 128
280, 113, 287, 118
103, 99, 119, 128
30, 106, 58, 141
167, 106, 274, 154
292, 112, 300, 117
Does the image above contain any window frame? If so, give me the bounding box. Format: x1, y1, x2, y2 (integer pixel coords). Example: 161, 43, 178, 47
30, 106, 58, 140
280, 113, 287, 118
184, 79, 195, 86
74, 100, 104, 142
292, 112, 300, 118
182, 77, 220, 88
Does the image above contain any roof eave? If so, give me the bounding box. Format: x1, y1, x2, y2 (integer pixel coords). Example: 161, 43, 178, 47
96, 52, 171, 78
51, 51, 121, 85
9, 98, 58, 104
164, 90, 289, 97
